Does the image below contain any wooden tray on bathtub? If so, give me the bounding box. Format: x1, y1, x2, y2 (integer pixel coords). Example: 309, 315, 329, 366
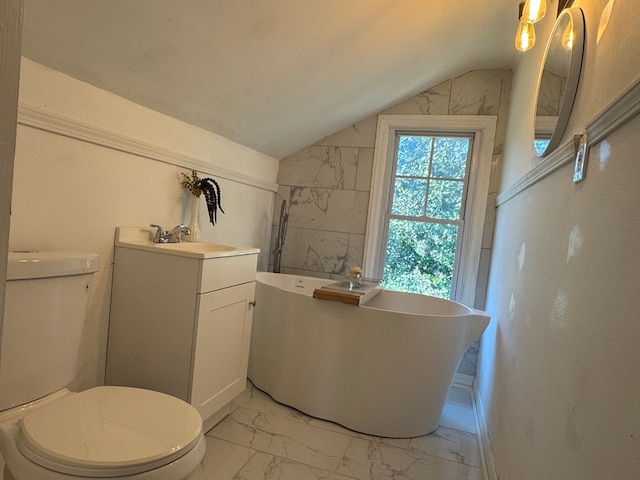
313, 278, 382, 305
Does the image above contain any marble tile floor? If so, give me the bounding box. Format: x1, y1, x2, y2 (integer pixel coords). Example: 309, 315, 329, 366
192, 380, 484, 480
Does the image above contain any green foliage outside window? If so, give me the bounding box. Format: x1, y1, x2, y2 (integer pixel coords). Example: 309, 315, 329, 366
383, 219, 458, 298
391, 178, 427, 216
382, 134, 471, 299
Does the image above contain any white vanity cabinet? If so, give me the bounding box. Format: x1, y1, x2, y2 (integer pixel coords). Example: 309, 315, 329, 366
106, 237, 259, 431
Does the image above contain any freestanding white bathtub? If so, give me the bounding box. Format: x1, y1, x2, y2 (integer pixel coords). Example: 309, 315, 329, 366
248, 272, 490, 438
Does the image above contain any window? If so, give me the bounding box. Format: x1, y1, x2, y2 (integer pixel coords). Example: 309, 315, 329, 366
534, 115, 556, 156
383, 133, 473, 298
364, 115, 496, 306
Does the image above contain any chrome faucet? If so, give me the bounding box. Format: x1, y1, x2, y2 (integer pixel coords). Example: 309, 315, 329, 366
167, 225, 191, 243
150, 224, 191, 243
150, 224, 168, 243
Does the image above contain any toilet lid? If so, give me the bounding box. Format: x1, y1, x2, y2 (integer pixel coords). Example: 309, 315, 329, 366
17, 386, 203, 477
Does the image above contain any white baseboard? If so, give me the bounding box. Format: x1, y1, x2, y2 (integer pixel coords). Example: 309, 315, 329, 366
471, 379, 497, 480
452, 373, 496, 479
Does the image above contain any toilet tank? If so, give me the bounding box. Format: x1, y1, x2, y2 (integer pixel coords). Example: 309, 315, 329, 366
0, 251, 99, 411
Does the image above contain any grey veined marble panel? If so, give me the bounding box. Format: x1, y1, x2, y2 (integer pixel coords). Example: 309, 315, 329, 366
281, 227, 350, 275
347, 234, 365, 271
279, 146, 358, 189
355, 148, 374, 191
450, 69, 505, 116
381, 80, 452, 116
288, 187, 369, 235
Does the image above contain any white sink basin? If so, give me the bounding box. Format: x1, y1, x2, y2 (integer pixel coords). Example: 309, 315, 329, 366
114, 227, 260, 259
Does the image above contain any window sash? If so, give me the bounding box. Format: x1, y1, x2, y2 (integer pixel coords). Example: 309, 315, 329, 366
363, 115, 496, 306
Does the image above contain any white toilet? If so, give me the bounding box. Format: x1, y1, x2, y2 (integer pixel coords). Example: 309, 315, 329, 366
0, 251, 206, 480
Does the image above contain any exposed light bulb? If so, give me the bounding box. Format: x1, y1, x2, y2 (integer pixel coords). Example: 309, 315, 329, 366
515, 21, 536, 52
522, 0, 546, 23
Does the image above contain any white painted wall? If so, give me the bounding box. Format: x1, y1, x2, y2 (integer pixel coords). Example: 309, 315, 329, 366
9, 58, 278, 391
0, 0, 22, 351
478, 0, 640, 478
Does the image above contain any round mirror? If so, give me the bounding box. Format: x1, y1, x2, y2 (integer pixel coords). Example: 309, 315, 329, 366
533, 7, 585, 157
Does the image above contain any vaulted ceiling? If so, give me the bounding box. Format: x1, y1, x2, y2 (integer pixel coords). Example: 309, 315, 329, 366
21, 0, 520, 158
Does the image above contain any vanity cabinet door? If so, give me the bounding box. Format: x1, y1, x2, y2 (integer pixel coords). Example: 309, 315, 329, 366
190, 281, 255, 421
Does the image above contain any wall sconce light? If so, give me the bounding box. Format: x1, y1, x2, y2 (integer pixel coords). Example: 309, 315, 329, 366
515, 0, 546, 52
522, 0, 547, 23
515, 0, 573, 52
515, 19, 536, 52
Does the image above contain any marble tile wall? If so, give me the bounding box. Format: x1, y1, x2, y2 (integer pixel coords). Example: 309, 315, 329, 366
273, 145, 370, 277
273, 69, 512, 375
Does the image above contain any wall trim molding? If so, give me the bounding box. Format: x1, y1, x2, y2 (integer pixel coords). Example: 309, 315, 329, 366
17, 102, 279, 193
586, 75, 640, 145
496, 140, 574, 205
497, 74, 640, 207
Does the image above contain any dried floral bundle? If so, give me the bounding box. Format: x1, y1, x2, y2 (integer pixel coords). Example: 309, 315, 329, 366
181, 170, 225, 225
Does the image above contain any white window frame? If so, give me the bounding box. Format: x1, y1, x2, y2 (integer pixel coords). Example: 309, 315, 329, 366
363, 115, 496, 306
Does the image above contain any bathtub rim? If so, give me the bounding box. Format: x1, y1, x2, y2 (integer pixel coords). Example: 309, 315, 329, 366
256, 271, 479, 317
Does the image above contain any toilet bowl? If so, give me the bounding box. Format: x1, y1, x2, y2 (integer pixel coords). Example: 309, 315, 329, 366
0, 252, 206, 479
0, 387, 206, 480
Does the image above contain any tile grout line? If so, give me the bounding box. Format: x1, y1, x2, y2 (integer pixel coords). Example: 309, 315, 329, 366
217, 381, 484, 479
